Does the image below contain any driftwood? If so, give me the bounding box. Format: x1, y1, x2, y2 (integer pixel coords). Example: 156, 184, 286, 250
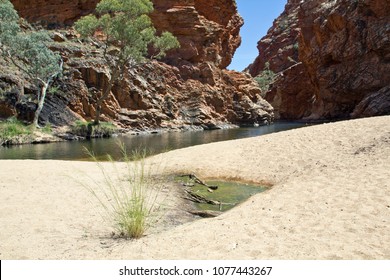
184, 189, 220, 205
184, 190, 235, 211
188, 210, 221, 218
179, 173, 235, 214
178, 174, 218, 190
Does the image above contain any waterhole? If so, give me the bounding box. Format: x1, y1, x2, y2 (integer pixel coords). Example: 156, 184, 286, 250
176, 176, 268, 213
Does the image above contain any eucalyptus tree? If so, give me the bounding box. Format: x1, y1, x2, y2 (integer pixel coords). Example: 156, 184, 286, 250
0, 0, 62, 127
75, 0, 180, 125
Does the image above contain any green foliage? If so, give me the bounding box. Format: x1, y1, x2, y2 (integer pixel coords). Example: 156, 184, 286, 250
75, 0, 179, 65
277, 18, 289, 32
82, 144, 165, 238
48, 85, 60, 95
73, 15, 99, 37
70, 120, 88, 136
93, 122, 117, 137
0, 0, 19, 46
0, 0, 62, 127
0, 117, 31, 145
75, 0, 180, 124
41, 123, 52, 134
153, 32, 179, 59
71, 120, 117, 138
254, 62, 276, 95
0, 1, 61, 82
7, 31, 62, 82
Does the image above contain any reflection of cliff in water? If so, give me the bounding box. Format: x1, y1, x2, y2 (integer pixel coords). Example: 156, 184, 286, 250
0, 122, 308, 160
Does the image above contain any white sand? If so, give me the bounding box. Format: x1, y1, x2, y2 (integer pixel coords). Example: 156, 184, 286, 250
0, 116, 389, 259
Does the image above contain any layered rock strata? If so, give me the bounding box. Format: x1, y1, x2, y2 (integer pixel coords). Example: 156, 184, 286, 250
11, 0, 98, 27
247, 0, 314, 120
5, 0, 273, 129
299, 0, 390, 119
248, 0, 390, 120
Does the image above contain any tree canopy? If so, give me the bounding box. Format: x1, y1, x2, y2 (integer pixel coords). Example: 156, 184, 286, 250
75, 0, 180, 125
0, 0, 62, 127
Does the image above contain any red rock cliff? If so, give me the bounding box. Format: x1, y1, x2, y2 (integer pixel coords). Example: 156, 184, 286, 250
247, 0, 314, 120
248, 0, 390, 120
5, 0, 273, 128
299, 0, 390, 119
151, 0, 242, 69
12, 0, 242, 69
11, 0, 97, 26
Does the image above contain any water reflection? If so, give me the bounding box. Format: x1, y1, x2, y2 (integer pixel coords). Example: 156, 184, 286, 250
0, 122, 307, 161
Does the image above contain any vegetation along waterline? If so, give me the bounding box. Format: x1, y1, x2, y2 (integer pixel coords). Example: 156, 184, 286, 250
0, 0, 389, 262
0, 122, 308, 160
2, 117, 389, 259
1, 0, 275, 138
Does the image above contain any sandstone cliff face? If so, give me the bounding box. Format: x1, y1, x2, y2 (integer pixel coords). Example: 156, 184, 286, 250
299, 0, 390, 119
6, 0, 273, 129
13, 0, 242, 69
151, 0, 243, 70
247, 0, 315, 120
249, 0, 390, 120
11, 0, 97, 26
248, 0, 301, 76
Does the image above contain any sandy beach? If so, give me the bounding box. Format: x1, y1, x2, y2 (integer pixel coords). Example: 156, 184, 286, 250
0, 116, 389, 259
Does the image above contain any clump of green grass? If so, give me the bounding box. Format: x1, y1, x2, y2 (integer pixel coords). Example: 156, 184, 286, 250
0, 117, 31, 145
41, 123, 52, 134
70, 120, 117, 138
83, 144, 165, 239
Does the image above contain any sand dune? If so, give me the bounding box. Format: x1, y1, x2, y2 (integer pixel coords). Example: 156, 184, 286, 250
0, 116, 389, 259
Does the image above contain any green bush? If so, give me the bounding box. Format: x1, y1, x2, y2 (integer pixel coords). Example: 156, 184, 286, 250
254, 62, 276, 95
71, 120, 117, 138
41, 123, 52, 134
0, 117, 31, 145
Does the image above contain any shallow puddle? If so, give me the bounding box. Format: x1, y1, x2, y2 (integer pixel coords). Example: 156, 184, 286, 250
176, 176, 267, 212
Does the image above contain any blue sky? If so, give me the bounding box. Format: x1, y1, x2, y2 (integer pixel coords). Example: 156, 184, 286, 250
228, 0, 287, 71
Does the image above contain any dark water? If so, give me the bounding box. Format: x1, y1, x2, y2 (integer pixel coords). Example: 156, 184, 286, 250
0, 122, 307, 160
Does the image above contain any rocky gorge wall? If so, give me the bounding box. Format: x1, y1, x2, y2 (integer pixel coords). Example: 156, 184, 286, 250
3, 0, 273, 130
247, 0, 314, 120
11, 0, 98, 26
248, 0, 390, 120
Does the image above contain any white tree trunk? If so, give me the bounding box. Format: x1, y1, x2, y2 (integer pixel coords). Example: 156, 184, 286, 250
33, 81, 48, 128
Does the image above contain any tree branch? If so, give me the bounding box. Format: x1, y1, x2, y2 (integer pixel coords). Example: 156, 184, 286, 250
7, 51, 34, 80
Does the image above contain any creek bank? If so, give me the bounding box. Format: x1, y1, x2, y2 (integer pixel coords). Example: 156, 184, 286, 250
2, 0, 274, 134
0, 120, 260, 147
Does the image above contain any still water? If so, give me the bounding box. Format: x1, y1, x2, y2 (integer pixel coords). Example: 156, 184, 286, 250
187, 179, 267, 212
0, 122, 307, 161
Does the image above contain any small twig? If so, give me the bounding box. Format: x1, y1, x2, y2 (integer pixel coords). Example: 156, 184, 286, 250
183, 189, 220, 205
179, 174, 218, 190
188, 210, 221, 218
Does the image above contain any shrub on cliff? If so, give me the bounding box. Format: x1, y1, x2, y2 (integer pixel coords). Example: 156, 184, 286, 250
74, 0, 180, 125
254, 62, 276, 95
0, 0, 63, 128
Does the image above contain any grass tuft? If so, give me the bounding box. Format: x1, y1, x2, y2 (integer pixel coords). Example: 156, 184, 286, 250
0, 117, 31, 145
70, 120, 117, 138
83, 144, 165, 239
